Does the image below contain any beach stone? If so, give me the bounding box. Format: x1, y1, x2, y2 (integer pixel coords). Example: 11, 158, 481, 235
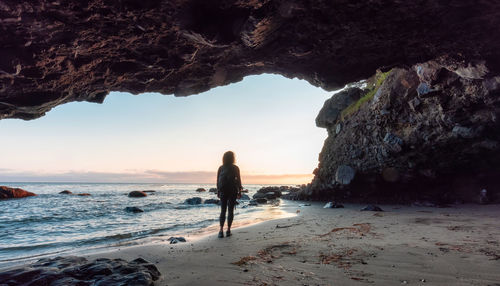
323, 202, 344, 208
209, 188, 218, 193
128, 191, 147, 198
361, 205, 384, 211
184, 197, 202, 205
239, 194, 250, 200
125, 207, 144, 213
256, 187, 282, 197
204, 199, 220, 205
59, 190, 73, 195
195, 188, 206, 192
0, 186, 37, 199
0, 256, 160, 286
168, 237, 186, 244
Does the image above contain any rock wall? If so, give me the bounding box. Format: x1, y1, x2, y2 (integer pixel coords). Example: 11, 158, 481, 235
307, 56, 500, 203
2, 0, 500, 119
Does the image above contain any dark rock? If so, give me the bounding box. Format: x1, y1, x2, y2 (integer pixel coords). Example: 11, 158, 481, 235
167, 237, 186, 244
252, 192, 267, 200
0, 256, 160, 286
248, 200, 259, 206
209, 188, 218, 193
256, 187, 282, 197
254, 198, 268, 204
361, 205, 384, 212
128, 191, 147, 198
125, 207, 144, 213
77, 193, 91, 196
59, 190, 73, 195
184, 197, 202, 205
323, 202, 344, 208
0, 186, 37, 199
142, 190, 156, 193
204, 199, 220, 205
241, 189, 249, 193
195, 188, 206, 192
239, 194, 250, 200
316, 88, 364, 128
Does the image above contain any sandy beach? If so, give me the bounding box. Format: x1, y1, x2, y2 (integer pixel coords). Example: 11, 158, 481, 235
81, 201, 500, 286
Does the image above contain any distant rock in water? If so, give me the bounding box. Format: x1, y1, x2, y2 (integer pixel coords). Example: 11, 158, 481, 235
59, 190, 73, 195
195, 188, 206, 192
128, 191, 147, 198
184, 197, 202, 205
0, 256, 160, 286
142, 190, 156, 193
77, 193, 91, 196
204, 199, 220, 205
168, 237, 186, 244
209, 188, 218, 193
125, 206, 144, 213
0, 186, 36, 199
361, 205, 384, 212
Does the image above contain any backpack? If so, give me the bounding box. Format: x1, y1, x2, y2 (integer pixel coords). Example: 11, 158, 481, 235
218, 165, 238, 196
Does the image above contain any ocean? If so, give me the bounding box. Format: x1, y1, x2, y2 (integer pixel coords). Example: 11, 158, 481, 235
0, 182, 287, 267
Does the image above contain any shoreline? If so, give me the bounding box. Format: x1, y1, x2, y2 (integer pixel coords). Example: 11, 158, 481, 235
2, 201, 500, 285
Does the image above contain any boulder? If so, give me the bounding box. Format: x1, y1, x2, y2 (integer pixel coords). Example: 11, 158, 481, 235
323, 202, 345, 208
316, 88, 364, 128
0, 186, 37, 199
59, 190, 73, 195
248, 200, 259, 206
239, 194, 250, 200
0, 256, 160, 286
125, 207, 144, 213
128, 191, 147, 198
256, 187, 282, 197
204, 199, 220, 205
209, 188, 218, 193
184, 197, 203, 205
252, 192, 267, 200
168, 237, 186, 244
335, 165, 356, 185
360, 205, 384, 212
195, 188, 206, 192
254, 198, 268, 204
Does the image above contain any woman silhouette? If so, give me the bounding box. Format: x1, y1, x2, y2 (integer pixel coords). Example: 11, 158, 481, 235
216, 151, 242, 238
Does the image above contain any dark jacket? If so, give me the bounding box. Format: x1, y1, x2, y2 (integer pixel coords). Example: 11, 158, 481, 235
217, 164, 242, 197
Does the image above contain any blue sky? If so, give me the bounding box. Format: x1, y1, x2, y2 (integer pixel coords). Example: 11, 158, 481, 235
0, 74, 333, 184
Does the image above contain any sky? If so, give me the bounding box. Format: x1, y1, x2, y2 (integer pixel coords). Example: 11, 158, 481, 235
0, 74, 334, 184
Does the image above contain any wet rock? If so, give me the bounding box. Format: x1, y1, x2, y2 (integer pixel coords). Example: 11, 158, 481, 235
239, 194, 250, 200
142, 190, 156, 193
250, 198, 267, 205
209, 188, 218, 193
184, 197, 202, 205
323, 202, 344, 208
195, 188, 206, 192
361, 205, 384, 212
77, 193, 91, 196
128, 191, 147, 198
204, 199, 220, 205
0, 256, 160, 286
0, 186, 37, 199
335, 165, 356, 185
125, 207, 144, 213
168, 237, 186, 244
241, 189, 249, 193
256, 187, 282, 197
59, 190, 73, 195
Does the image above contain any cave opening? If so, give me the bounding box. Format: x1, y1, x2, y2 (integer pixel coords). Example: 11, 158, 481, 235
0, 74, 332, 185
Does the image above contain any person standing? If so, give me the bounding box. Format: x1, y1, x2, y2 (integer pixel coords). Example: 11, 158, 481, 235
217, 151, 242, 238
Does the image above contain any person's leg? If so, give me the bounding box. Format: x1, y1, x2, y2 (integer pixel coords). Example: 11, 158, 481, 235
219, 196, 228, 236
226, 197, 236, 235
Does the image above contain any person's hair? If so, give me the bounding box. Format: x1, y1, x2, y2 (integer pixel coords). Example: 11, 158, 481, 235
222, 151, 235, 165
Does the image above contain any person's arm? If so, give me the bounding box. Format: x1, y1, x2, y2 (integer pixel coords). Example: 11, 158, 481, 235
235, 166, 242, 198
216, 166, 221, 198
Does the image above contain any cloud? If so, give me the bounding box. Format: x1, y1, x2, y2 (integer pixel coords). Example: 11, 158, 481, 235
0, 169, 312, 184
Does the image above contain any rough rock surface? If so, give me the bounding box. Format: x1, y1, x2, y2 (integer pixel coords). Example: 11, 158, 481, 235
0, 186, 36, 199
2, 1, 500, 119
306, 57, 500, 203
184, 197, 202, 205
128, 191, 147, 197
0, 256, 161, 286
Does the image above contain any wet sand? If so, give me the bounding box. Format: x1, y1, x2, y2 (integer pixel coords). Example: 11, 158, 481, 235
86, 202, 500, 285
